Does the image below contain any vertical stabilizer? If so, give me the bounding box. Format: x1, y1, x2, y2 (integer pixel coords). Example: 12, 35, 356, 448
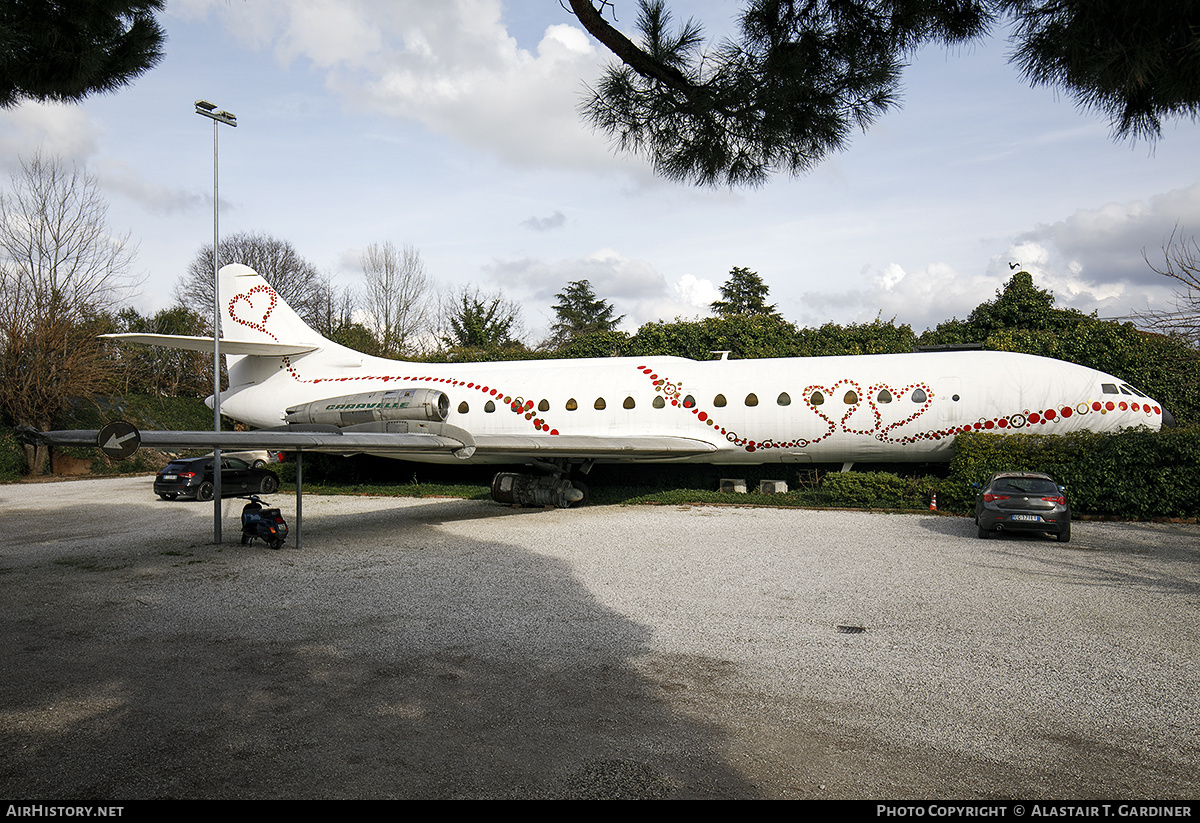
218, 264, 328, 348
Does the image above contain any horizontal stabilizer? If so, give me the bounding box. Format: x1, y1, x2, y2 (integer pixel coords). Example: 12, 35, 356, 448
101, 333, 317, 357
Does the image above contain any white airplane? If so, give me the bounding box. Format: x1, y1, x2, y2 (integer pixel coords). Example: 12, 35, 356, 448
34, 264, 1171, 507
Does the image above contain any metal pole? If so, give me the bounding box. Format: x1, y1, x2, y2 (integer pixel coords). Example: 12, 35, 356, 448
212, 117, 222, 543
295, 450, 303, 551
195, 101, 236, 545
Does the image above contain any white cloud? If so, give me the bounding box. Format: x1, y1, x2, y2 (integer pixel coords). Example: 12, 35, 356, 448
183, 0, 625, 173
0, 102, 100, 172
483, 248, 717, 337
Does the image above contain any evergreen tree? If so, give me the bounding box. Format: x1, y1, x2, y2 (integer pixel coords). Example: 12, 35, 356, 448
1, 0, 166, 108
571, 0, 1200, 186
710, 267, 780, 318
548, 280, 624, 347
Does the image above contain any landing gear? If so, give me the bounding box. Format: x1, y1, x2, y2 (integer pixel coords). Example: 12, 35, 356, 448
490, 473, 586, 508
490, 460, 592, 509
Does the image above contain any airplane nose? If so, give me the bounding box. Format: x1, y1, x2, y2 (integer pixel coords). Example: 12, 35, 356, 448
1161, 405, 1176, 428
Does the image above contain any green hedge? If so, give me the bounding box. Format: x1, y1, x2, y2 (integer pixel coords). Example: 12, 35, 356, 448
947, 427, 1200, 519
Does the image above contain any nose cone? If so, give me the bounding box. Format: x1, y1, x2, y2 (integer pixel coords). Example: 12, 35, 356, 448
1161, 405, 1177, 429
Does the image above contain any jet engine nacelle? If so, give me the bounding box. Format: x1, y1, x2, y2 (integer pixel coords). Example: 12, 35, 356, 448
285, 388, 449, 427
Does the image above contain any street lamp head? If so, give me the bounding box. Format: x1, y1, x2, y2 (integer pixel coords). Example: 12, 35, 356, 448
195, 100, 237, 127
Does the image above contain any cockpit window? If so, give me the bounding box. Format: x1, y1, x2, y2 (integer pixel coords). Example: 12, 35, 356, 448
1101, 383, 1119, 394
1120, 383, 1147, 397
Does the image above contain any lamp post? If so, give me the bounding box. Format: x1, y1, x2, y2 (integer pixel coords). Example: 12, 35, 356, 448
195, 100, 236, 543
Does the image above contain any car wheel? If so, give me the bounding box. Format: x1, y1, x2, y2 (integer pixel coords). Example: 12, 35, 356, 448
269, 538, 282, 550
251, 459, 266, 469
259, 475, 278, 494
197, 481, 215, 501
1056, 522, 1071, 543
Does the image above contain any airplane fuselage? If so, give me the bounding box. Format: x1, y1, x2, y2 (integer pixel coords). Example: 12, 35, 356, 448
220, 346, 1164, 465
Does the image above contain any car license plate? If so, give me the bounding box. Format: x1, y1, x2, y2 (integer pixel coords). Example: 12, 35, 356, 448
163, 474, 177, 480
1011, 514, 1043, 522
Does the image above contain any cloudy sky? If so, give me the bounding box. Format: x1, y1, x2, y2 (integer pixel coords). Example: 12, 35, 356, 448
3, 0, 1199, 343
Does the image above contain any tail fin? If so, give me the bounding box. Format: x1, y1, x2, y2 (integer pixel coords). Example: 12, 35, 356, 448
219, 264, 328, 348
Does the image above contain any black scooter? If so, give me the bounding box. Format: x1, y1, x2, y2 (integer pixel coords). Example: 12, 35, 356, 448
240, 495, 288, 549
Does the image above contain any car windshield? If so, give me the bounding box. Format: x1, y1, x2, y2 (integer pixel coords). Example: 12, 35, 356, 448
993, 478, 1060, 495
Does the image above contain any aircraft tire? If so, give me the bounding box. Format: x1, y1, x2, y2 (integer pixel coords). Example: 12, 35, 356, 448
197, 482, 215, 502
570, 480, 589, 507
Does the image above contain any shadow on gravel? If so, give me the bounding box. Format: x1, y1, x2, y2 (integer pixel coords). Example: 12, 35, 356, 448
0, 496, 757, 799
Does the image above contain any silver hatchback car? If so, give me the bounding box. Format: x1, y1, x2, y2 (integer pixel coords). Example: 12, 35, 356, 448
975, 471, 1071, 542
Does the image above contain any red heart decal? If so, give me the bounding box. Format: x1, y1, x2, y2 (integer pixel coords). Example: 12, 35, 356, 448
227, 285, 279, 341
876, 382, 934, 442
801, 380, 865, 444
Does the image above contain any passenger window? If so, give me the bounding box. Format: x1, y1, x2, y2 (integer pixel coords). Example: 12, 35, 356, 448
745, 393, 758, 407
682, 394, 695, 408
594, 397, 606, 410
843, 390, 858, 404
623, 396, 636, 409
1119, 386, 1132, 395
484, 400, 496, 413
777, 392, 790, 406
566, 398, 578, 411
911, 389, 927, 403
652, 396, 665, 409
1102, 383, 1119, 394
810, 391, 824, 406
876, 389, 892, 403
538, 399, 549, 411
457, 401, 469, 414
713, 394, 727, 407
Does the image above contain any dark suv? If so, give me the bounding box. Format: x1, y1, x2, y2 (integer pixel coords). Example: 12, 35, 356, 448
975, 471, 1070, 542
154, 456, 280, 501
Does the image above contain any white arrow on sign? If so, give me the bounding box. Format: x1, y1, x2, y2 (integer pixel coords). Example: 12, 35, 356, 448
103, 430, 139, 451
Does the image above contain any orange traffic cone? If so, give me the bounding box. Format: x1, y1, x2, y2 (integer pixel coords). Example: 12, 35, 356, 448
929, 493, 938, 511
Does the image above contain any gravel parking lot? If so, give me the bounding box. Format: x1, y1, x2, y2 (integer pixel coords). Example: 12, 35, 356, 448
1, 476, 1198, 799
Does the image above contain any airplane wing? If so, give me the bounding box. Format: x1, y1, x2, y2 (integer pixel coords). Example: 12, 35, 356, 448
21, 426, 720, 462
101, 333, 317, 357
